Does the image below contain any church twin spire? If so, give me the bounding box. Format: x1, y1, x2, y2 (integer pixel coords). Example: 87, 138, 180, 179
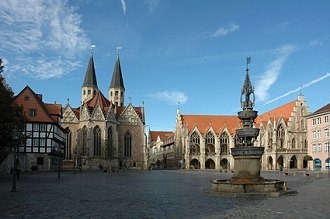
81, 46, 125, 107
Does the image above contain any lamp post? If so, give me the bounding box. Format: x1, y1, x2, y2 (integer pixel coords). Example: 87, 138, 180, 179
11, 132, 18, 192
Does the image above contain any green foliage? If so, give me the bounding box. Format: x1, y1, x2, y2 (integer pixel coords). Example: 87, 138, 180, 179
0, 59, 24, 153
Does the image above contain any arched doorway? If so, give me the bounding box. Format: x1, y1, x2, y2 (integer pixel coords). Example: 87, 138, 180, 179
190, 159, 200, 169
220, 159, 229, 170
267, 156, 273, 170
314, 158, 322, 170
290, 156, 297, 169
277, 156, 284, 170
326, 158, 330, 169
205, 159, 215, 169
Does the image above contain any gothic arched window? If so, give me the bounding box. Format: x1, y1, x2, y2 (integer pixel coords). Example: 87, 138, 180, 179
267, 125, 273, 149
65, 127, 72, 160
82, 126, 87, 156
206, 132, 215, 145
190, 132, 200, 145
292, 138, 296, 149
277, 124, 285, 149
107, 127, 113, 159
94, 126, 101, 156
220, 132, 229, 155
124, 131, 132, 157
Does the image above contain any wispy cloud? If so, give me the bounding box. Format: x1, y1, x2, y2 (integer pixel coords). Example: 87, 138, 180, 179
263, 72, 330, 106
309, 35, 330, 47
255, 44, 295, 102
120, 0, 126, 14
144, 0, 159, 13
0, 0, 90, 79
151, 90, 188, 105
207, 23, 240, 38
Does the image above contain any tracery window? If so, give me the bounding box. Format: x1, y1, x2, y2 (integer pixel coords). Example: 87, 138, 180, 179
205, 132, 215, 145
220, 132, 229, 155
124, 131, 132, 157
94, 126, 101, 156
190, 132, 200, 145
107, 127, 113, 159
292, 138, 296, 149
82, 126, 87, 156
267, 125, 273, 149
277, 124, 285, 149
65, 127, 72, 159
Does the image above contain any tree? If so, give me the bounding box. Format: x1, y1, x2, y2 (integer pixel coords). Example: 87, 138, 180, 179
0, 59, 24, 157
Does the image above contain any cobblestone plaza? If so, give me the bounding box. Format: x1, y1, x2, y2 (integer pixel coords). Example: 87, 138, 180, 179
0, 170, 329, 218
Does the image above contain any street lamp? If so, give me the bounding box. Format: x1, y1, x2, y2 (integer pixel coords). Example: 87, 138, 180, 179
11, 131, 19, 192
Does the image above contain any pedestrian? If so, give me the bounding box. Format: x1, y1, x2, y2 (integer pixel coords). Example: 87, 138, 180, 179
79, 163, 82, 172
16, 158, 21, 180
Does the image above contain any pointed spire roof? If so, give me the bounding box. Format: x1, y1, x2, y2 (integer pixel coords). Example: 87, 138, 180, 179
240, 67, 255, 110
82, 55, 98, 88
110, 55, 125, 90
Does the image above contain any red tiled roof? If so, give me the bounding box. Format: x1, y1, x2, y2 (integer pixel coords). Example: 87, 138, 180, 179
14, 86, 62, 123
256, 100, 296, 125
149, 131, 173, 141
181, 115, 240, 135
86, 90, 110, 111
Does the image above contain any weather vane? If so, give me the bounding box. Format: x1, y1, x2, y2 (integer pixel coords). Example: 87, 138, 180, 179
90, 44, 96, 55
246, 56, 251, 69
116, 46, 122, 55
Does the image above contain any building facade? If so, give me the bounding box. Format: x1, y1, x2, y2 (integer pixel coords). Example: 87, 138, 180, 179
1, 86, 66, 172
306, 103, 330, 171
173, 70, 310, 171
148, 131, 175, 168
62, 53, 147, 170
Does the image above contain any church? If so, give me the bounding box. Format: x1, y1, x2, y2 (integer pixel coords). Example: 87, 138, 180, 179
62, 52, 147, 170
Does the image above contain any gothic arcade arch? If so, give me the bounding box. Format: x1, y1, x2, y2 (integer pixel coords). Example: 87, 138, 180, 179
190, 159, 200, 169
220, 158, 230, 170
267, 156, 273, 170
290, 155, 297, 169
205, 159, 215, 169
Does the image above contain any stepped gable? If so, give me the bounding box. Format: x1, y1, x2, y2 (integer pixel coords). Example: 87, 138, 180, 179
256, 100, 296, 126
181, 115, 240, 135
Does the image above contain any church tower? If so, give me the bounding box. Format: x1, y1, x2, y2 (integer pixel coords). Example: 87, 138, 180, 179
109, 54, 125, 107
81, 49, 98, 103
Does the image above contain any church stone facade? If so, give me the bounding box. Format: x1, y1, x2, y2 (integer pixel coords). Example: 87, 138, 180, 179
62, 53, 147, 170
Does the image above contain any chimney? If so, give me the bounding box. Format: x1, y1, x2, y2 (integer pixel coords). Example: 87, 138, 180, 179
37, 94, 42, 100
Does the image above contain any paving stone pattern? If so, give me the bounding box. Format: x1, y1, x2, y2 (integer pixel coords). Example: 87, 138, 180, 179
0, 170, 329, 218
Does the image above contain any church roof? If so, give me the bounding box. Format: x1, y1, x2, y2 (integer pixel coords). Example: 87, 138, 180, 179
181, 115, 240, 135
82, 55, 98, 88
85, 90, 111, 113
110, 55, 125, 90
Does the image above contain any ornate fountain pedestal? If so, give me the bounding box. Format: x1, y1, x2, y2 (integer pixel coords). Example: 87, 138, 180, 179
231, 147, 265, 184
207, 60, 294, 197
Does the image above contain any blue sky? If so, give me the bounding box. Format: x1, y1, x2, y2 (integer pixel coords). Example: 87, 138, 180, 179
1, 0, 330, 131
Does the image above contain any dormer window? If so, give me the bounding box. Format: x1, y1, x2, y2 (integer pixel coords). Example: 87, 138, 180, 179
29, 109, 37, 117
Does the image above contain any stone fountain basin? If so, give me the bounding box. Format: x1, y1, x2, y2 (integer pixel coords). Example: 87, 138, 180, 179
207, 179, 295, 197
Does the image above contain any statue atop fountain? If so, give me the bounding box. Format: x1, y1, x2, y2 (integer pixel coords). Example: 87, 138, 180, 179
208, 58, 291, 196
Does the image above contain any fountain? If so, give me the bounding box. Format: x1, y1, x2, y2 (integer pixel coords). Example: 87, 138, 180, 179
208, 59, 294, 197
